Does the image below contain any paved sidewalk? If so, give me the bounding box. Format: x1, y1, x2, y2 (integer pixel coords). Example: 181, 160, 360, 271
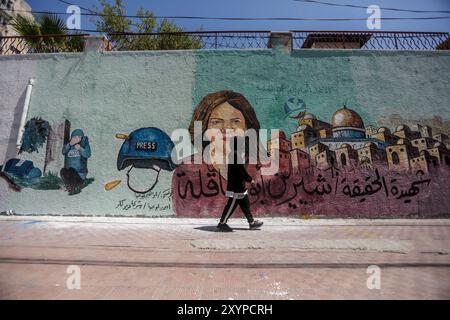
0, 216, 449, 299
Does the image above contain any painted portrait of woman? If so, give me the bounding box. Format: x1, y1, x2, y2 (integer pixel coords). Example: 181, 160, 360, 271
172, 90, 264, 216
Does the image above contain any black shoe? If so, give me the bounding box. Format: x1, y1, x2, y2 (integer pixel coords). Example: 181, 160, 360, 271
249, 220, 263, 230
217, 223, 233, 232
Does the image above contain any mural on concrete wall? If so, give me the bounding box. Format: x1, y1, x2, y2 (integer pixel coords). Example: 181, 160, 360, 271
0, 117, 93, 195
172, 91, 450, 217
106, 127, 176, 190
1, 50, 448, 217
1, 92, 448, 217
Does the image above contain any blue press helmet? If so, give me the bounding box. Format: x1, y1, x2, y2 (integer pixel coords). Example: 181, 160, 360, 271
117, 127, 176, 172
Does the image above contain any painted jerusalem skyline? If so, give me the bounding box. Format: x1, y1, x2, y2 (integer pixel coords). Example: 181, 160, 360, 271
268, 103, 450, 175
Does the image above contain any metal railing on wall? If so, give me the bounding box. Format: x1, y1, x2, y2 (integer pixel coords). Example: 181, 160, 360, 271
107, 30, 272, 51
291, 30, 450, 50
0, 30, 448, 55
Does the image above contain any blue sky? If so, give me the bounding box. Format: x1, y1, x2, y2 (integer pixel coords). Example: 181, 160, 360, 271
27, 0, 450, 33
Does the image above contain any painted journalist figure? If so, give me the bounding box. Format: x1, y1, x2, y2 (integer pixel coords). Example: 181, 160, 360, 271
60, 129, 91, 193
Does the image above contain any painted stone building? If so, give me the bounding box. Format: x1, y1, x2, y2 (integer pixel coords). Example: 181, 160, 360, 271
268, 104, 450, 174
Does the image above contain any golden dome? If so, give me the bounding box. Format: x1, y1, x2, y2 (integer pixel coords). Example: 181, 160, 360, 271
331, 106, 364, 129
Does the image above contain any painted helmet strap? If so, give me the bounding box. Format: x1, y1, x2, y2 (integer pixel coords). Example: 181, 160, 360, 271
126, 164, 161, 194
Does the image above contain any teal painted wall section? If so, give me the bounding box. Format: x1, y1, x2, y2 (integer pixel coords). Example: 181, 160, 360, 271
1, 49, 449, 217
193, 50, 450, 135
194, 50, 357, 135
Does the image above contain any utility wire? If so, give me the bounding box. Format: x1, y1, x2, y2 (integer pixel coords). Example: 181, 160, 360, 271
293, 0, 450, 14
57, 0, 450, 15
2, 8, 450, 21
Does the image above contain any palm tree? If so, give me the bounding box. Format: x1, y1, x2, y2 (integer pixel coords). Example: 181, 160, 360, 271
12, 14, 84, 53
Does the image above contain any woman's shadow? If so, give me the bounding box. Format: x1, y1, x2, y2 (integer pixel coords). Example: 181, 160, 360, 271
194, 226, 259, 232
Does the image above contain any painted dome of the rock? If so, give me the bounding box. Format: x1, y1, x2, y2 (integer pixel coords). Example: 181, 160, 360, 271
331, 106, 364, 129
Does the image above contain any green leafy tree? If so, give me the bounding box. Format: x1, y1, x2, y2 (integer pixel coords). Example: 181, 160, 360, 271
12, 14, 84, 53
94, 0, 202, 50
